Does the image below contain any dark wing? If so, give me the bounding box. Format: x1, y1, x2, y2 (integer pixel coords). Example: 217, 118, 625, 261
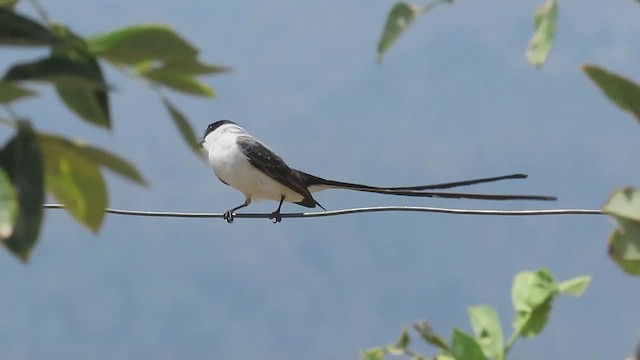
236, 135, 318, 207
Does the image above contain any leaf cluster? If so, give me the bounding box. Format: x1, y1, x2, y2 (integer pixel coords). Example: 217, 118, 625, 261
0, 1, 228, 261
362, 269, 591, 360
376, 1, 640, 276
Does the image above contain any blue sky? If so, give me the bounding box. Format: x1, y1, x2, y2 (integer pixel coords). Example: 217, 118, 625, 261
1, 0, 640, 359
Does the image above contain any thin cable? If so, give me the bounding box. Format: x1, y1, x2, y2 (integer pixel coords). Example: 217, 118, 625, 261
43, 203, 604, 219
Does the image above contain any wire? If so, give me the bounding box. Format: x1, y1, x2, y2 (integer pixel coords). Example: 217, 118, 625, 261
43, 203, 603, 220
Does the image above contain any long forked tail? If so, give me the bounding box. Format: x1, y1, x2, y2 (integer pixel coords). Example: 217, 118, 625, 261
298, 171, 557, 201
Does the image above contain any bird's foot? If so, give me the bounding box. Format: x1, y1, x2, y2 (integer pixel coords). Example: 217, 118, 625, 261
223, 210, 235, 223
269, 211, 282, 224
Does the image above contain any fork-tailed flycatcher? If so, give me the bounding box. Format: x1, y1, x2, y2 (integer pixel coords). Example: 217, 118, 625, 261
200, 120, 556, 223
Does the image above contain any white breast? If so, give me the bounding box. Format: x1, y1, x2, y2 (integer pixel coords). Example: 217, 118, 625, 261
203, 125, 305, 203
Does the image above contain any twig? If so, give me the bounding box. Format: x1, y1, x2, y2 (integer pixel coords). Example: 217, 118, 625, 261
28, 0, 52, 25
2, 104, 21, 122
0, 116, 16, 127
423, 0, 452, 14
43, 203, 603, 219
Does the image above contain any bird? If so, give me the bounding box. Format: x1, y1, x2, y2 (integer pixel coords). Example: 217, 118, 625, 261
200, 120, 556, 223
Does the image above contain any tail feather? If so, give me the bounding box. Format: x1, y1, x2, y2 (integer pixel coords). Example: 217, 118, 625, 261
386, 173, 528, 190
296, 171, 556, 201
333, 187, 557, 201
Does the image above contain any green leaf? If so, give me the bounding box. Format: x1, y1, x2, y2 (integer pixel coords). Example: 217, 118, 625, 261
414, 321, 449, 351
435, 356, 455, 360
451, 329, 486, 360
49, 29, 112, 128
468, 305, 505, 360
38, 133, 147, 186
604, 188, 640, 275
526, 0, 557, 67
608, 217, 640, 275
0, 0, 20, 9
583, 65, 640, 123
387, 328, 411, 355
0, 8, 57, 46
89, 24, 198, 64
52, 24, 111, 128
512, 271, 592, 337
512, 297, 552, 338
396, 328, 411, 350
146, 58, 232, 75
511, 269, 555, 338
56, 81, 110, 128
0, 167, 18, 239
377, 2, 422, 63
3, 55, 112, 128
0, 123, 44, 262
144, 71, 215, 97
37, 134, 108, 232
3, 56, 110, 89
0, 80, 36, 103
411, 354, 430, 360
556, 276, 591, 296
361, 347, 385, 360
139, 58, 228, 97
511, 269, 554, 313
76, 146, 147, 186
604, 188, 640, 222
162, 97, 202, 154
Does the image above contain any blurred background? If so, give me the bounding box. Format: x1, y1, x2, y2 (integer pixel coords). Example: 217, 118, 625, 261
1, 0, 639, 358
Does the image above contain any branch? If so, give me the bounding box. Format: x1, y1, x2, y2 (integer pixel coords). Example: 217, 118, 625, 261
28, 0, 52, 25
423, 0, 451, 13
43, 203, 603, 220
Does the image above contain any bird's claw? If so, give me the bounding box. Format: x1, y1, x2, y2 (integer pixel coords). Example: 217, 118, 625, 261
223, 210, 235, 223
269, 211, 282, 224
